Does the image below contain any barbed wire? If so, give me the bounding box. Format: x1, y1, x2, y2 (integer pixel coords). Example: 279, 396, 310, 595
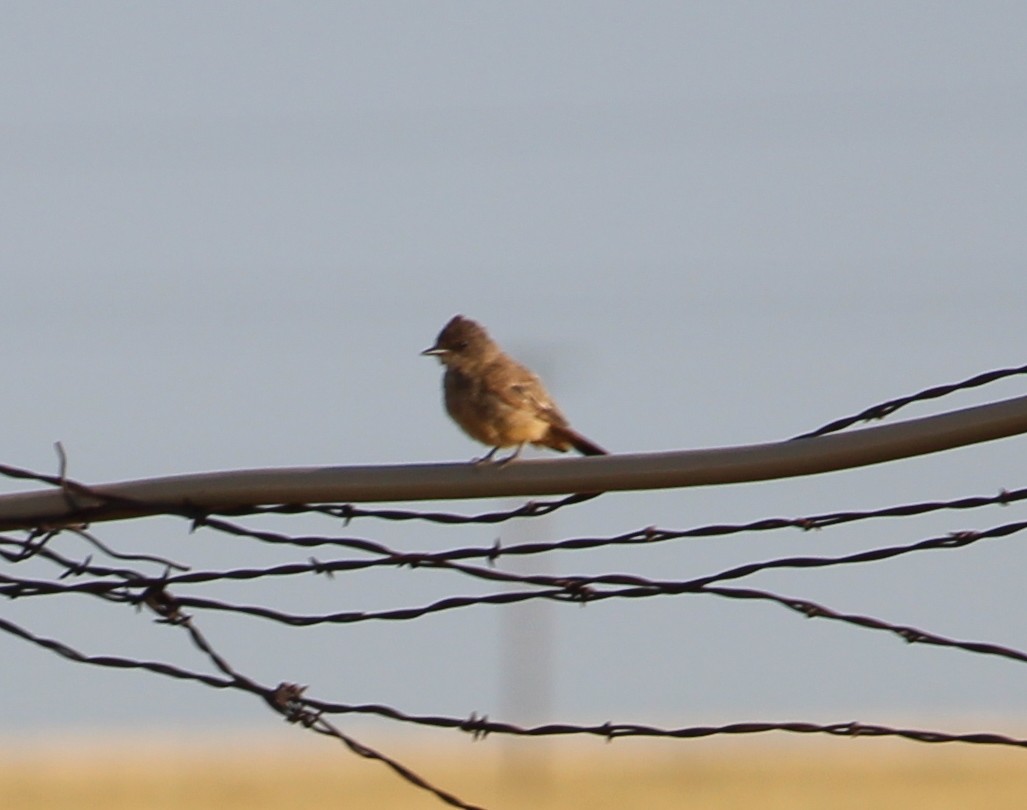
6, 497, 1027, 729
6, 600, 1027, 764
8, 547, 1027, 677
195, 486, 1027, 570
3, 512, 1022, 625
235, 491, 603, 525
793, 362, 1027, 439
124, 483, 1022, 592
2, 363, 1027, 808
2, 498, 1027, 800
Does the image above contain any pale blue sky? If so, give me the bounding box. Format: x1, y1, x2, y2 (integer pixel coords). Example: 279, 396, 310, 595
2, 3, 1026, 740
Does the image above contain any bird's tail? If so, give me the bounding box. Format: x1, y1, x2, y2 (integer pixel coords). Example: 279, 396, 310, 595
551, 426, 607, 456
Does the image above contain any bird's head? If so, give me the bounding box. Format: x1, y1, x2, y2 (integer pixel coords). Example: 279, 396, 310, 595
421, 315, 497, 370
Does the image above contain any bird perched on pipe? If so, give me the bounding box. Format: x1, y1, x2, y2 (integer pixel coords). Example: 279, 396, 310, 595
422, 315, 607, 464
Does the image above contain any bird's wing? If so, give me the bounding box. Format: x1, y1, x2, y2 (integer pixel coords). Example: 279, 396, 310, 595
484, 361, 570, 427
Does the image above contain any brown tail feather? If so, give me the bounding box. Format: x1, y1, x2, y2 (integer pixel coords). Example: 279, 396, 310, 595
547, 425, 607, 456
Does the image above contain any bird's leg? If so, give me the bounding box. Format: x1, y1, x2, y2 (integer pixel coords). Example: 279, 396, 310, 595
473, 446, 501, 465
496, 443, 524, 467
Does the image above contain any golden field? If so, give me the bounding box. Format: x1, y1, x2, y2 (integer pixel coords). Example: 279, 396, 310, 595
2, 733, 1026, 809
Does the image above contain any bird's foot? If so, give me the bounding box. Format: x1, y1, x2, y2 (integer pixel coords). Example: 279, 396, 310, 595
495, 445, 524, 467
471, 445, 522, 467
472, 447, 500, 466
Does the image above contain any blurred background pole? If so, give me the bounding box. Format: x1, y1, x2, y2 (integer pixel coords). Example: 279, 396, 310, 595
498, 349, 560, 798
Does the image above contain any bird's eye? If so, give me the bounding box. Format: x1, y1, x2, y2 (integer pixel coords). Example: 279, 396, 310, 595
456, 340, 469, 350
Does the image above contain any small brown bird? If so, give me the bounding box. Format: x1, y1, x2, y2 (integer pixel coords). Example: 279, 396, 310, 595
422, 315, 606, 463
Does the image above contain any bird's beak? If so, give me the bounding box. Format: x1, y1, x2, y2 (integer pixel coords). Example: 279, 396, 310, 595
421, 345, 447, 357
